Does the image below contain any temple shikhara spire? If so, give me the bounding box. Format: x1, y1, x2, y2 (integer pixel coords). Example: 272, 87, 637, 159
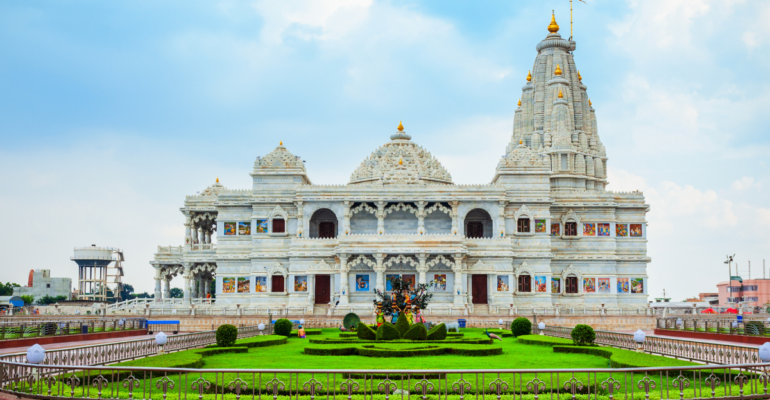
146, 14, 649, 316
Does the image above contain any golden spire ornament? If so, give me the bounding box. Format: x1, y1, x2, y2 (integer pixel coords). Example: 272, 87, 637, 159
554, 64, 562, 76
548, 12, 559, 33
216, 177, 219, 183
279, 140, 283, 146
589, 98, 592, 106
517, 98, 522, 107
578, 71, 582, 81
399, 157, 403, 165
526, 70, 532, 82
397, 121, 404, 132
558, 89, 563, 98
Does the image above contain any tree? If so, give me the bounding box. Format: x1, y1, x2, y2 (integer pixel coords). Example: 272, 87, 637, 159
0, 282, 20, 296
169, 288, 184, 298
372, 276, 432, 316
134, 292, 154, 299
120, 284, 135, 300
20, 295, 35, 305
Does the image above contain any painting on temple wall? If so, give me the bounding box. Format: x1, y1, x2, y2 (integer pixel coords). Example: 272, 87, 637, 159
256, 220, 268, 234
355, 275, 369, 291
616, 224, 628, 237
497, 275, 509, 292
632, 278, 644, 293
583, 223, 596, 236
583, 278, 596, 293
598, 278, 610, 293
402, 275, 416, 290
551, 277, 561, 293
237, 277, 250, 293
433, 274, 447, 291
535, 219, 546, 233
294, 276, 307, 292
224, 223, 236, 236
534, 276, 547, 292
386, 274, 399, 291
222, 277, 235, 293
617, 278, 629, 293
630, 224, 643, 237
598, 223, 610, 237
255, 277, 267, 292
550, 223, 560, 236
238, 222, 251, 235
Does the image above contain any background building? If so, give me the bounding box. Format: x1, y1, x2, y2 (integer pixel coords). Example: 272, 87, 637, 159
717, 279, 770, 307
13, 269, 72, 300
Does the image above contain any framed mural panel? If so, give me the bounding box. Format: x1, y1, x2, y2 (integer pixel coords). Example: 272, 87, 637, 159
497, 275, 509, 292
255, 276, 267, 292
237, 277, 250, 293
535, 219, 547, 233
583, 278, 596, 293
598, 223, 610, 237
632, 278, 644, 293
583, 223, 596, 236
402, 275, 416, 290
550, 223, 560, 236
534, 276, 547, 292
222, 277, 236, 293
433, 274, 447, 291
598, 278, 610, 293
256, 220, 268, 234
551, 277, 561, 293
386, 274, 399, 291
238, 222, 251, 235
616, 224, 628, 237
294, 276, 308, 292
224, 222, 236, 236
617, 278, 629, 294
630, 224, 643, 237
355, 275, 370, 291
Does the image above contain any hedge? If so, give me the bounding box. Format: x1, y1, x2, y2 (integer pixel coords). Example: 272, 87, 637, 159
510, 317, 531, 337
446, 332, 464, 338
515, 335, 574, 346
426, 323, 447, 340
305, 344, 501, 358
274, 318, 293, 336
339, 332, 358, 338
234, 335, 288, 348
376, 322, 401, 341
357, 322, 377, 340
571, 324, 596, 346
216, 324, 238, 347
290, 328, 322, 336
309, 337, 490, 345
394, 312, 410, 336
402, 323, 428, 340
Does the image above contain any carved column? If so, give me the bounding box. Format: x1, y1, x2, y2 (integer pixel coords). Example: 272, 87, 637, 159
342, 201, 351, 235
198, 279, 206, 299
183, 263, 192, 303
417, 201, 426, 235
498, 200, 507, 237
453, 254, 464, 306
296, 200, 304, 237
191, 223, 199, 244
307, 274, 315, 305
204, 227, 211, 244
376, 201, 386, 234
374, 254, 387, 294
163, 276, 171, 299
339, 253, 349, 305
184, 212, 192, 247
450, 201, 460, 235
203, 278, 210, 298
417, 253, 428, 285
153, 265, 162, 299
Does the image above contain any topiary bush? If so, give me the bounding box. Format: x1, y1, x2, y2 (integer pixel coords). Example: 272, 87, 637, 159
447, 327, 458, 333
357, 322, 377, 340
571, 324, 596, 346
510, 317, 532, 337
403, 323, 428, 340
342, 313, 361, 330
274, 318, 293, 337
375, 322, 401, 341
426, 323, 447, 340
394, 312, 410, 336
215, 324, 238, 347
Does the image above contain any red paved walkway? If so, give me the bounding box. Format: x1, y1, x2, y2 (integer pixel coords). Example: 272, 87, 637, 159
613, 329, 765, 348
0, 332, 180, 355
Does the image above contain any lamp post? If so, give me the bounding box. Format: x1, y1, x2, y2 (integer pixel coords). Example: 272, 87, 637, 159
258, 323, 265, 336
155, 332, 167, 355
498, 319, 503, 329
538, 322, 545, 335
300, 319, 305, 328
634, 329, 646, 353
26, 344, 45, 365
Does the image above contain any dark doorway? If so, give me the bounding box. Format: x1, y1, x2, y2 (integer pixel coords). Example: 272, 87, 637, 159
319, 222, 336, 238
471, 274, 488, 304
566, 276, 578, 293
467, 222, 484, 238
518, 275, 531, 292
315, 275, 330, 304
271, 275, 285, 292
272, 219, 285, 233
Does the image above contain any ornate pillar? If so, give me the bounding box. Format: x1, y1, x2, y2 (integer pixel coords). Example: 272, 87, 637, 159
191, 223, 199, 244
453, 254, 464, 306
163, 277, 171, 299
204, 228, 211, 244
296, 200, 304, 237
498, 200, 507, 237
342, 201, 351, 235
450, 201, 460, 235
153, 266, 162, 299
191, 276, 198, 298
184, 212, 192, 247
183, 263, 192, 303
203, 278, 210, 298
339, 253, 349, 305
374, 253, 386, 294
307, 274, 315, 304
198, 279, 205, 298
417, 201, 426, 235
376, 201, 386, 235
417, 253, 428, 285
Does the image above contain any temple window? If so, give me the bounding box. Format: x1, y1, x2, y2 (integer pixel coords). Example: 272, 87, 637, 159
518, 274, 531, 292
517, 218, 530, 233
272, 219, 285, 233
309, 209, 338, 238
565, 222, 577, 236
565, 276, 579, 293
465, 209, 493, 238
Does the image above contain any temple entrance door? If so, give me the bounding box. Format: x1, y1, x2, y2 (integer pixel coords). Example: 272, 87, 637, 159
319, 222, 336, 238
467, 222, 484, 238
471, 274, 488, 304
271, 275, 285, 293
315, 275, 330, 304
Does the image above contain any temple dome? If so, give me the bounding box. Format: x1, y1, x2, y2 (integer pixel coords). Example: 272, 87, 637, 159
349, 124, 452, 185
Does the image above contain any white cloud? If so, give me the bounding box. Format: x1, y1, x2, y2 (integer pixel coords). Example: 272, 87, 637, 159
731, 176, 755, 191
742, 32, 761, 50
252, 0, 373, 44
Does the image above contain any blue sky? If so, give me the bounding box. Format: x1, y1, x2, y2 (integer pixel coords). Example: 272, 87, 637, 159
1, 0, 768, 300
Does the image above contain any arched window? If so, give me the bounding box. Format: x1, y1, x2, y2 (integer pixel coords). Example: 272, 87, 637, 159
464, 209, 493, 238
309, 208, 338, 238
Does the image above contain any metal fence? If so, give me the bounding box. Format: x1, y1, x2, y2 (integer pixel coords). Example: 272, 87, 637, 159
657, 317, 770, 336
1, 361, 769, 400
0, 318, 146, 340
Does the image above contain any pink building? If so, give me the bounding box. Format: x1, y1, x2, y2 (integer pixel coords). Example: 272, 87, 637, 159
717, 279, 770, 306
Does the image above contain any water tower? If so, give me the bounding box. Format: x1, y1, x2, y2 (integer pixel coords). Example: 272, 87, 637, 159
71, 245, 124, 302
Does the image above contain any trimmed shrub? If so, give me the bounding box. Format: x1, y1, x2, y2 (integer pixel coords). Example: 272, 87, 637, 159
343, 313, 361, 330
216, 324, 238, 347
375, 322, 401, 341
394, 312, 410, 336
447, 327, 458, 332
426, 323, 447, 340
274, 318, 293, 337
571, 324, 596, 346
357, 323, 377, 340
510, 317, 531, 337
515, 335, 574, 346
402, 323, 428, 340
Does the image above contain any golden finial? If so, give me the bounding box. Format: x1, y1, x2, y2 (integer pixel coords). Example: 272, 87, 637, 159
548, 12, 559, 33
517, 98, 522, 107
589, 98, 592, 106
554, 64, 562, 76
399, 157, 403, 165
519, 139, 523, 145
526, 70, 532, 82
397, 121, 404, 132
578, 71, 582, 81
216, 177, 219, 183
558, 89, 563, 98
279, 140, 283, 146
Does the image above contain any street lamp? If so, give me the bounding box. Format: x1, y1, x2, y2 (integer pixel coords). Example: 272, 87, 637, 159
26, 344, 45, 365
759, 343, 770, 363
538, 322, 545, 335
498, 319, 503, 329
155, 332, 167, 355
258, 323, 265, 336
300, 319, 305, 327
634, 329, 646, 353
